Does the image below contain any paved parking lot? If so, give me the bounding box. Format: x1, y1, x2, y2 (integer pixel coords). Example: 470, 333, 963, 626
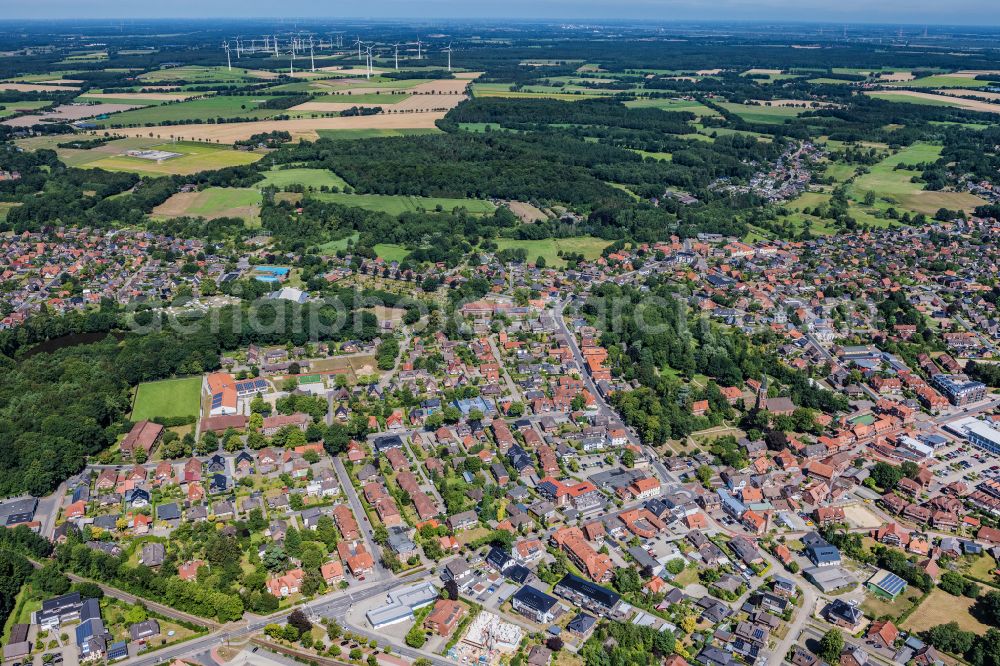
929, 441, 998, 486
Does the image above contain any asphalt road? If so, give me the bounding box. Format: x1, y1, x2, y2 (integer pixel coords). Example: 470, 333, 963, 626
331, 457, 390, 581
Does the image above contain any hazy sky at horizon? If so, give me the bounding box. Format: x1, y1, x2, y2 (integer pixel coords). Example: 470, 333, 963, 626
4, 0, 998, 24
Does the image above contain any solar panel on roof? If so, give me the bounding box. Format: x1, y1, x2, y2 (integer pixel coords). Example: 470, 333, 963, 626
879, 572, 907, 595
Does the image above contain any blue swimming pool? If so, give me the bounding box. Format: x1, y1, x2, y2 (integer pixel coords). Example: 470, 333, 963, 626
254, 265, 290, 276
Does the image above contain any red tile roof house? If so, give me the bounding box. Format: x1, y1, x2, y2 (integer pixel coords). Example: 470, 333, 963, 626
120, 420, 164, 460
266, 568, 305, 598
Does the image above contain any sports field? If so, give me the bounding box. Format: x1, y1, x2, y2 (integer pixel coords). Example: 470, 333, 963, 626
312, 192, 495, 215
77, 140, 263, 175
131, 376, 202, 421
495, 236, 612, 265
257, 167, 350, 190
152, 187, 262, 224
850, 142, 987, 214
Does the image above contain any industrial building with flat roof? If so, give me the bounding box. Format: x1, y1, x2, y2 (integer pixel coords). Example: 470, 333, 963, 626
365, 581, 440, 629
947, 417, 1000, 455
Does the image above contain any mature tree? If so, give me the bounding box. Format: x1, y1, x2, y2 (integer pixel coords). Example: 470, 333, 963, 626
819, 629, 844, 663
288, 609, 313, 636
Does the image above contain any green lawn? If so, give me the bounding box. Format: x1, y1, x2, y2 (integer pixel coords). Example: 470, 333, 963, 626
0, 202, 20, 221
317, 233, 360, 253
373, 243, 411, 262
311, 192, 495, 215
494, 236, 612, 265
131, 376, 202, 421
258, 167, 349, 190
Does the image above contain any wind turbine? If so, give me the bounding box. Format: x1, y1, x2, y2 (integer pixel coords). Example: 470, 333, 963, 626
264, 35, 269, 52
443, 43, 453, 72
235, 37, 242, 58
415, 37, 423, 60
222, 41, 231, 71
393, 43, 399, 70
364, 44, 374, 79
309, 36, 316, 72
289, 48, 295, 75
273, 35, 279, 57
353, 37, 363, 61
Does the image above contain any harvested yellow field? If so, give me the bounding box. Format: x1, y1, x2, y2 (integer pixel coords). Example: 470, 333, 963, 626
696, 69, 723, 75
107, 111, 447, 143
866, 89, 1000, 114
952, 69, 1000, 78
392, 93, 467, 112
318, 66, 388, 76
0, 82, 79, 92
453, 72, 483, 80
744, 68, 782, 75
878, 71, 915, 81
409, 79, 471, 94
936, 88, 1000, 101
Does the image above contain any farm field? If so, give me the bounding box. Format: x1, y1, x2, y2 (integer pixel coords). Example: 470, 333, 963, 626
105, 111, 448, 142
257, 167, 350, 190
495, 236, 612, 265
310, 92, 410, 104
902, 589, 990, 634
623, 97, 720, 116
152, 187, 262, 224
471, 83, 605, 100
74, 140, 263, 175
850, 142, 987, 214
138, 65, 274, 83
131, 376, 202, 422
889, 75, 991, 88
312, 192, 496, 215
93, 95, 305, 126
315, 127, 442, 140
718, 102, 805, 123
866, 90, 1000, 114
0, 100, 51, 118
